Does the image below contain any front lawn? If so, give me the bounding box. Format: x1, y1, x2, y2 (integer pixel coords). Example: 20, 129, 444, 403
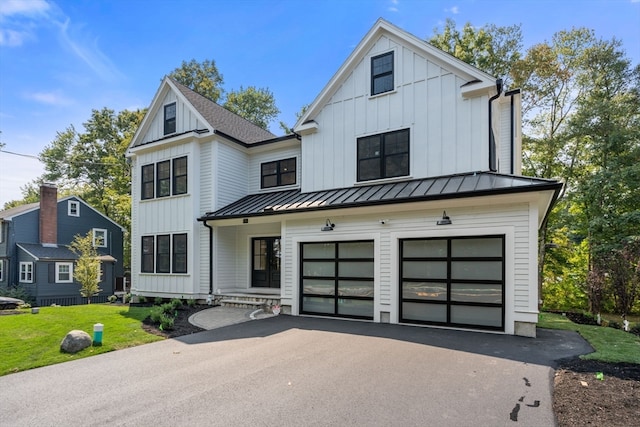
0, 304, 162, 376
539, 312, 640, 364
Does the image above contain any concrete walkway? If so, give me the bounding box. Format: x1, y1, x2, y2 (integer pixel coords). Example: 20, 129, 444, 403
1, 314, 592, 427
188, 306, 274, 330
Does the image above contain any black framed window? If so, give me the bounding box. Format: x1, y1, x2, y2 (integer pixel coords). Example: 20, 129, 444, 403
357, 128, 409, 181
156, 234, 171, 273
141, 236, 154, 273
399, 236, 505, 331
371, 51, 394, 95
141, 164, 155, 200
172, 156, 188, 195
261, 157, 296, 189
300, 240, 374, 320
172, 233, 187, 273
156, 160, 170, 197
164, 103, 176, 135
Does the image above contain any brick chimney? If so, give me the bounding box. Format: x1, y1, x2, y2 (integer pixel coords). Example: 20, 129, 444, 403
39, 183, 58, 246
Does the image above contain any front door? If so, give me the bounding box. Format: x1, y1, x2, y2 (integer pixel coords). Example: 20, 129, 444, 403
252, 237, 281, 288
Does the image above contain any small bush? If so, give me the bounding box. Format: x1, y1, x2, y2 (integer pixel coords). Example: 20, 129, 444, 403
107, 295, 118, 303
186, 299, 196, 308
609, 321, 621, 330
139, 296, 147, 303
154, 297, 164, 305
170, 298, 183, 310
20, 303, 31, 309
160, 303, 175, 315
0, 285, 34, 305
149, 307, 163, 323
159, 314, 174, 331
629, 324, 640, 337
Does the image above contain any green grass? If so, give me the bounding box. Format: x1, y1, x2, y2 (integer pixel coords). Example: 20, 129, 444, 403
0, 304, 163, 376
539, 312, 640, 364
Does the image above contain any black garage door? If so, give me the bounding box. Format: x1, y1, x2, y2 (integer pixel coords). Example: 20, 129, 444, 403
400, 236, 505, 331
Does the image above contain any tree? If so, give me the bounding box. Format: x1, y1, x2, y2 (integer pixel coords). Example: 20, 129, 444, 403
223, 86, 280, 131
69, 232, 102, 304
279, 104, 309, 134
168, 59, 224, 103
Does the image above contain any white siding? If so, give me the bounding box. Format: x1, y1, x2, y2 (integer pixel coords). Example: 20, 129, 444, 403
216, 142, 249, 209
301, 34, 491, 193
141, 91, 207, 144
248, 147, 302, 194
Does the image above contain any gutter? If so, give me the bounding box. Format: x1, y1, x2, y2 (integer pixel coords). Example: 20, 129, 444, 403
505, 88, 521, 174
488, 79, 503, 172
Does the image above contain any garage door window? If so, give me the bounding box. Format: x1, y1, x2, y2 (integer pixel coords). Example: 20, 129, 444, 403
300, 241, 374, 319
400, 236, 504, 330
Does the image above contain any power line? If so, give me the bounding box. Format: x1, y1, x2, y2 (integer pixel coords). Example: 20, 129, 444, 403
0, 149, 40, 160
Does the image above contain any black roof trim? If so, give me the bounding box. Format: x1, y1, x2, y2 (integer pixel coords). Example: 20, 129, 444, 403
132, 129, 210, 149
214, 130, 299, 149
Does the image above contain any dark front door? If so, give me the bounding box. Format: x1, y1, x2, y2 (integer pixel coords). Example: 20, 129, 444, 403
252, 237, 281, 288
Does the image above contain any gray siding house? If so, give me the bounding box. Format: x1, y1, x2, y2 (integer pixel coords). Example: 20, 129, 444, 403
0, 184, 125, 306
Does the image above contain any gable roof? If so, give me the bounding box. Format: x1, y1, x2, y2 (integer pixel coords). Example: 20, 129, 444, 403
294, 18, 497, 131
199, 171, 562, 223
17, 242, 117, 262
129, 77, 276, 150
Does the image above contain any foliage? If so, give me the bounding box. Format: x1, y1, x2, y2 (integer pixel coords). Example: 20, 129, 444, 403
69, 232, 102, 304
224, 86, 280, 131
154, 297, 164, 305
149, 306, 163, 323
108, 295, 118, 303
170, 298, 183, 311
0, 305, 162, 376
604, 238, 640, 317
159, 314, 175, 331
160, 303, 175, 315
186, 298, 196, 308
0, 285, 34, 305
168, 59, 224, 103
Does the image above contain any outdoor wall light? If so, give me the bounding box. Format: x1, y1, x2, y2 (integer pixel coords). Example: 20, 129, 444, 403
436, 211, 452, 225
321, 219, 335, 231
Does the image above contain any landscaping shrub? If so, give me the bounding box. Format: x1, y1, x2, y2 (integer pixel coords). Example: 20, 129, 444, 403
630, 324, 640, 337
138, 296, 147, 303
160, 303, 175, 315
0, 285, 34, 305
107, 295, 118, 303
159, 314, 174, 330
149, 307, 163, 323
154, 297, 164, 305
170, 298, 183, 311
609, 321, 621, 330
186, 298, 196, 308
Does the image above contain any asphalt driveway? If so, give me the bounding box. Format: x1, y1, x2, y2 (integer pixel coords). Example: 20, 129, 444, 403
0, 315, 592, 427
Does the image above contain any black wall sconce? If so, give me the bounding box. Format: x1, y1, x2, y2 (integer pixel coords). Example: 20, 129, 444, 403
321, 219, 335, 231
436, 211, 452, 225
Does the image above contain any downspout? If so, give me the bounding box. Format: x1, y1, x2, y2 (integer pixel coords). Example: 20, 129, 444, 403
203, 221, 214, 305
505, 88, 521, 175
488, 78, 503, 172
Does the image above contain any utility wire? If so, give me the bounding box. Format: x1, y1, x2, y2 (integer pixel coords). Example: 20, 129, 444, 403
0, 149, 40, 160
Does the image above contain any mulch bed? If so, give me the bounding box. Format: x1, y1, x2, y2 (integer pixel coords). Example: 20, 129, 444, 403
138, 303, 210, 338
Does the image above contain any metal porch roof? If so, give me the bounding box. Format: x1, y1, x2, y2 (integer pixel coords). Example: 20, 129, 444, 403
199, 172, 562, 222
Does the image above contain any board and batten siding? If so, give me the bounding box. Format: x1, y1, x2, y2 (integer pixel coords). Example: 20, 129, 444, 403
248, 147, 302, 194
301, 34, 490, 193
140, 91, 207, 145
198, 141, 214, 294
216, 142, 249, 209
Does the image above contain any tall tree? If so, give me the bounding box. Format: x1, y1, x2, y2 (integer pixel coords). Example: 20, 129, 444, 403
168, 59, 224, 102
223, 86, 280, 131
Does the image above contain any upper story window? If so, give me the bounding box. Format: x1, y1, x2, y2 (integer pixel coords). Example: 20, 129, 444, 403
68, 201, 80, 217
141, 156, 188, 200
261, 157, 296, 189
19, 262, 33, 283
371, 51, 394, 96
93, 228, 107, 248
164, 103, 176, 135
357, 128, 409, 182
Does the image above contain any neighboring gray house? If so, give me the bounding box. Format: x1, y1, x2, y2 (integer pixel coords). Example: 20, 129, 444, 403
0, 184, 125, 306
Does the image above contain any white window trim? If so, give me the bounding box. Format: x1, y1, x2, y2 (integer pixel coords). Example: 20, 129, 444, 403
0, 221, 4, 243
56, 262, 74, 283
0, 260, 4, 282
19, 262, 33, 283
68, 201, 80, 217
93, 228, 107, 248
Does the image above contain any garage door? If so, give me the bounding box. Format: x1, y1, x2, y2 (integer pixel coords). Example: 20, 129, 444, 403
300, 241, 374, 319
400, 236, 504, 331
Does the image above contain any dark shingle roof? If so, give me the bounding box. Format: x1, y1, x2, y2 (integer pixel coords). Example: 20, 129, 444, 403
0, 202, 39, 220
171, 78, 276, 144
199, 172, 562, 221
17, 243, 77, 260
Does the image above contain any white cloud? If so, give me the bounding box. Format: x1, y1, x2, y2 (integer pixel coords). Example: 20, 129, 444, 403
25, 90, 73, 106
445, 6, 460, 14
0, 0, 50, 17
0, 28, 30, 46
388, 0, 399, 12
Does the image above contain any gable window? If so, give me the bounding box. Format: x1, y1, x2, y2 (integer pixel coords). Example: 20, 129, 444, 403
172, 157, 188, 195
172, 233, 187, 273
164, 102, 176, 135
371, 51, 394, 96
56, 262, 73, 283
261, 157, 296, 189
156, 234, 171, 273
357, 128, 409, 181
141, 164, 155, 200
141, 236, 155, 273
93, 228, 107, 248
19, 262, 33, 283
68, 201, 80, 217
156, 160, 171, 197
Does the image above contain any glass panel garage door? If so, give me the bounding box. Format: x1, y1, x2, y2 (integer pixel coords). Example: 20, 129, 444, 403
300, 241, 374, 319
400, 236, 504, 331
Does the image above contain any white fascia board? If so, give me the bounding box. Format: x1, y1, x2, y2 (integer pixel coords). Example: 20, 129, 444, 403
16, 244, 39, 261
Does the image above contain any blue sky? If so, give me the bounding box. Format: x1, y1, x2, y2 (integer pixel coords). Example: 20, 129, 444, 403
1, 0, 639, 207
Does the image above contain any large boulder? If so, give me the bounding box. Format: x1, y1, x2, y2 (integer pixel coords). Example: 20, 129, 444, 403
60, 330, 92, 353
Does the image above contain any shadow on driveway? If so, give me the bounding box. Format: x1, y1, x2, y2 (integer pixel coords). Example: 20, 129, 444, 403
176, 315, 593, 367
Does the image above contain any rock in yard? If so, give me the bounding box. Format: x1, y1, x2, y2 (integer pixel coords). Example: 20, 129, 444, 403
60, 330, 92, 353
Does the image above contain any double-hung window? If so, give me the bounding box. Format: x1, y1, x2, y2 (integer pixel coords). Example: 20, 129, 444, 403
357, 128, 409, 181
371, 51, 394, 95
20, 262, 33, 283
156, 235, 171, 273
68, 201, 79, 217
141, 164, 155, 200
141, 234, 188, 274
56, 262, 73, 283
164, 103, 176, 135
172, 234, 187, 273
93, 228, 107, 248
141, 157, 188, 199
141, 236, 155, 273
172, 157, 188, 195
261, 158, 296, 189
156, 160, 171, 197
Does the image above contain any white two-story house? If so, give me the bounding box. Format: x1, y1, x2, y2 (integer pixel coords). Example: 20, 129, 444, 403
126, 19, 561, 336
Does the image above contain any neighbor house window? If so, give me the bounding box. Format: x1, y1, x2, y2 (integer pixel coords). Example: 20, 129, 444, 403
261, 157, 296, 188
141, 234, 188, 274
371, 51, 394, 95
68, 201, 80, 217
357, 128, 409, 181
0, 260, 4, 282
141, 164, 155, 200
19, 262, 33, 283
156, 160, 171, 197
172, 156, 188, 195
164, 102, 176, 135
56, 262, 73, 283
93, 228, 107, 248
141, 236, 155, 273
